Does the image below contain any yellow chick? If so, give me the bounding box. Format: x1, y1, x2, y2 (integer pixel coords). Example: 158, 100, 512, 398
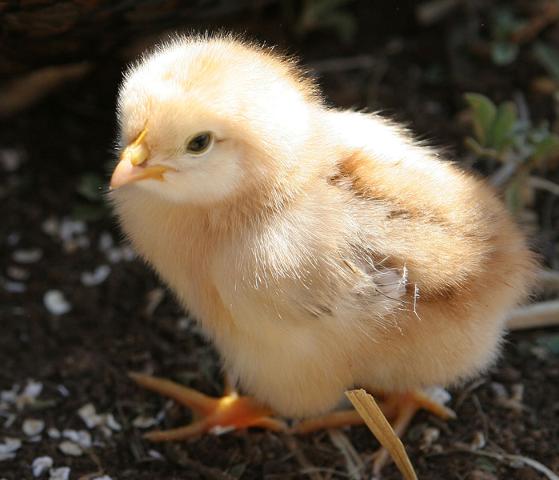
110, 34, 536, 468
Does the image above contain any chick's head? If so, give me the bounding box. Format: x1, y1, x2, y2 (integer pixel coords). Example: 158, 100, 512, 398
111, 35, 320, 204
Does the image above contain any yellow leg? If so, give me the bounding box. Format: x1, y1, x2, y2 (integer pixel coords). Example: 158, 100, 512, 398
291, 389, 455, 475
129, 372, 287, 441
372, 391, 455, 475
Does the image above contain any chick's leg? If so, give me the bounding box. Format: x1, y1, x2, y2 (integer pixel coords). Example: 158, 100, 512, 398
292, 390, 455, 474
129, 373, 287, 441
370, 391, 455, 475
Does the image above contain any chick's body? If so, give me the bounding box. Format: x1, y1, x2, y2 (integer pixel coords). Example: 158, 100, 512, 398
112, 36, 535, 419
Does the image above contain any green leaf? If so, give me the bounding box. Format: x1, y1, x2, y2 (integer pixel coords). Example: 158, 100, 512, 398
488, 101, 517, 151
533, 42, 559, 82
531, 133, 559, 164
464, 93, 497, 145
491, 41, 519, 66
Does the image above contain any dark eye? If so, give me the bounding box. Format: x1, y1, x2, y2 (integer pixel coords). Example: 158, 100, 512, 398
186, 132, 213, 154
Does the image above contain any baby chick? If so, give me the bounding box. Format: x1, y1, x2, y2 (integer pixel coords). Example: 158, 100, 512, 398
110, 34, 536, 468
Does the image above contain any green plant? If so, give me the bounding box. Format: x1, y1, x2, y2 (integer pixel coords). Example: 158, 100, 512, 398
464, 93, 559, 212
489, 8, 525, 66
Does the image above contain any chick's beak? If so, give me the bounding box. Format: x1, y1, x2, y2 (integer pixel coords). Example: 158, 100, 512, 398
110, 128, 173, 189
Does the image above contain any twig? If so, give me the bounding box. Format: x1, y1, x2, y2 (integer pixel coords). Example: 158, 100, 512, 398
537, 269, 559, 291
506, 300, 559, 331
0, 62, 91, 117
328, 429, 365, 480
434, 448, 559, 480
284, 435, 325, 480
529, 176, 559, 196
510, 0, 559, 44
345, 389, 417, 480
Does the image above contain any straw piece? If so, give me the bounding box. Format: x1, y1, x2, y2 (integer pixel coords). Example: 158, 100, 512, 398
345, 389, 417, 480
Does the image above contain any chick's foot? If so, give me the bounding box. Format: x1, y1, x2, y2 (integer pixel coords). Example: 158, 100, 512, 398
371, 390, 456, 475
292, 390, 455, 475
129, 372, 287, 441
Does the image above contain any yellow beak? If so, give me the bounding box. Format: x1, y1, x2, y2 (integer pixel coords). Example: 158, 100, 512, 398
110, 128, 173, 189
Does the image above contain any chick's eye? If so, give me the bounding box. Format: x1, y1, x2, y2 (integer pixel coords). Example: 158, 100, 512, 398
186, 132, 213, 154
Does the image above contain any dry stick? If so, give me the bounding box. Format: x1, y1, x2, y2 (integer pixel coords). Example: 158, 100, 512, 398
284, 435, 325, 480
537, 269, 559, 291
506, 299, 559, 331
440, 448, 559, 480
328, 429, 365, 480
345, 390, 417, 480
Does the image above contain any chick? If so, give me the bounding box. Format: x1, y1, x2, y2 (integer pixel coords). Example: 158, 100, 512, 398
110, 34, 536, 467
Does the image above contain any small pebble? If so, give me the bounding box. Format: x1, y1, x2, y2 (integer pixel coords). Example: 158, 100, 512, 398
92, 476, 112, 480
6, 266, 29, 281
43, 290, 71, 315
23, 418, 45, 436
49, 467, 70, 480
468, 470, 497, 480
42, 217, 59, 236
148, 449, 164, 460
32, 456, 53, 477
98, 232, 113, 251
81, 265, 111, 286
0, 437, 21, 460
3, 280, 26, 293
77, 403, 99, 428
62, 429, 91, 448
132, 415, 157, 429
0, 148, 24, 172
22, 380, 43, 399
13, 248, 43, 264
424, 386, 451, 405
58, 440, 83, 456
470, 431, 486, 450
47, 428, 61, 439
177, 317, 191, 331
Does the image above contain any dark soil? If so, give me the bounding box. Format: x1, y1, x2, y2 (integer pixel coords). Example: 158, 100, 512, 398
1, 1, 558, 479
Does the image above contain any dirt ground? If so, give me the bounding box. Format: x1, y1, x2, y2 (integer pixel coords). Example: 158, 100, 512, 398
1, 1, 558, 479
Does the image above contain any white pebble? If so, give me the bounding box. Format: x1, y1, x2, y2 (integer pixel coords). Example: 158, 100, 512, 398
43, 290, 71, 315
58, 440, 83, 456
6, 266, 29, 281
81, 265, 111, 286
23, 418, 45, 436
77, 403, 99, 428
105, 414, 121, 431
32, 456, 53, 477
98, 232, 113, 251
62, 429, 91, 448
22, 380, 43, 399
0, 148, 24, 172
42, 217, 59, 236
92, 476, 112, 480
423, 386, 451, 405
47, 428, 61, 439
59, 218, 86, 243
132, 415, 157, 429
49, 467, 70, 480
13, 248, 42, 264
0, 437, 20, 460
3, 280, 26, 293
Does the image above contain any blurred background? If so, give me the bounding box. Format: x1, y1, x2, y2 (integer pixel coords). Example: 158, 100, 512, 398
1, 1, 558, 479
